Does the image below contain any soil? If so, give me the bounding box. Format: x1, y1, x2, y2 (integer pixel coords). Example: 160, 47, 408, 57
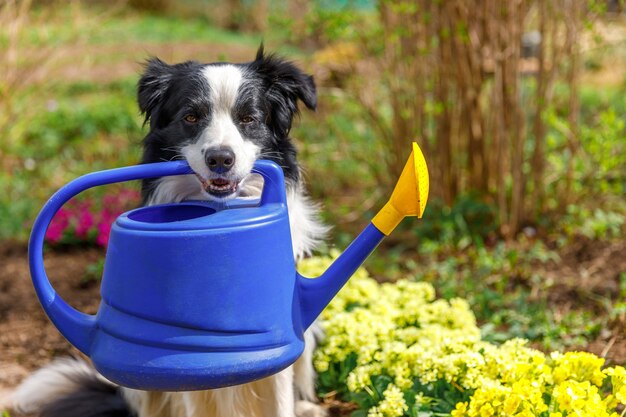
0, 243, 103, 408
548, 239, 626, 364
1, 239, 625, 413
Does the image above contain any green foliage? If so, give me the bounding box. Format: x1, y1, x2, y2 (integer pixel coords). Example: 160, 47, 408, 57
482, 308, 602, 350
271, 0, 373, 45
6, 79, 141, 152
94, 13, 261, 45
559, 205, 625, 241
296, 0, 626, 240
0, 79, 143, 241
297, 79, 619, 352
413, 194, 497, 251
306, 255, 626, 417
23, 5, 261, 48
292, 92, 385, 223
303, 5, 364, 44
317, 352, 358, 397
579, 108, 626, 194
414, 240, 604, 351
83, 258, 105, 285
542, 96, 626, 244
544, 99, 626, 206
610, 273, 626, 323
347, 376, 473, 417
20, 97, 140, 160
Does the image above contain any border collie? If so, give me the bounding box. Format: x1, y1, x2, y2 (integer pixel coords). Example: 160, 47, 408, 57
11, 46, 328, 417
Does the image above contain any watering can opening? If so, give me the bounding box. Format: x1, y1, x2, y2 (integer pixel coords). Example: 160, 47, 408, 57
128, 204, 216, 224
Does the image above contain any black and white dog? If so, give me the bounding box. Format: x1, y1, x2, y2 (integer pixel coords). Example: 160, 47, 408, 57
11, 46, 328, 417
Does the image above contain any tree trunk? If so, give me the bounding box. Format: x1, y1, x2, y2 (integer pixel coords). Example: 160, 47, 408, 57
530, 0, 548, 217
564, 0, 582, 204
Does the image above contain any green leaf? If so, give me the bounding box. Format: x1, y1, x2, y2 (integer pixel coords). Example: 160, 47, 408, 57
371, 374, 393, 399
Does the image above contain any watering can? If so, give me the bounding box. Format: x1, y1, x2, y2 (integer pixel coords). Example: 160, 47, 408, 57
29, 143, 429, 391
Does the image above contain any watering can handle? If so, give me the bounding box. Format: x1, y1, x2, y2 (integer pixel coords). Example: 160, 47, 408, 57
252, 160, 288, 206
29, 160, 285, 354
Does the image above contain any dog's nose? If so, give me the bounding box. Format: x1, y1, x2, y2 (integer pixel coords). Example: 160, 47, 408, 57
205, 148, 236, 173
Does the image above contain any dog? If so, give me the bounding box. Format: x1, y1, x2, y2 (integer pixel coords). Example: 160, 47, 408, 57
11, 46, 328, 417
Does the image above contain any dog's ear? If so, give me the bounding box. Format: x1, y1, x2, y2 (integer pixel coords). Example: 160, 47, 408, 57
137, 57, 174, 125
252, 45, 317, 136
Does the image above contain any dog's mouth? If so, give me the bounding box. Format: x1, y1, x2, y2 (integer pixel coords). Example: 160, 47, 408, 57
195, 174, 240, 198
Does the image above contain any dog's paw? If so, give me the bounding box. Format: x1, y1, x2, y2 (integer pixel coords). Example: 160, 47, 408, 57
296, 400, 327, 417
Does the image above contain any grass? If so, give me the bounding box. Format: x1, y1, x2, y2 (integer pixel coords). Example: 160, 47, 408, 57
0, 78, 143, 240
21, 5, 262, 48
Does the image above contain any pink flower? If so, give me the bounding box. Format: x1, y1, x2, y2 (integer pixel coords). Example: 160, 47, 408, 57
46, 208, 70, 243
119, 188, 141, 202
102, 194, 119, 210
103, 188, 140, 215
45, 222, 65, 243
95, 220, 112, 247
95, 209, 118, 247
44, 188, 140, 247
75, 209, 94, 238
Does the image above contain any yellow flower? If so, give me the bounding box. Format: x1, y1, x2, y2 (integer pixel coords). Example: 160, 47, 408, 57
604, 366, 626, 404
451, 401, 469, 417
376, 384, 409, 417
552, 380, 614, 417
304, 253, 623, 417
367, 407, 384, 417
478, 402, 495, 417
503, 394, 521, 414
552, 351, 606, 387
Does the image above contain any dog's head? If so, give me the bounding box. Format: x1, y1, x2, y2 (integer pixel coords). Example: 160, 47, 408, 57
138, 46, 316, 204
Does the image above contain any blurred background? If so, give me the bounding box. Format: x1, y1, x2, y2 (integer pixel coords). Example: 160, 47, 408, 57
0, 0, 625, 404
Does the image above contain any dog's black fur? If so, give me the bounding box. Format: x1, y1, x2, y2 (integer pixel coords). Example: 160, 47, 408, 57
39, 374, 132, 417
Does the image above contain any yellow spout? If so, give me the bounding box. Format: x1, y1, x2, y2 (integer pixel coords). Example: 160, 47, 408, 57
371, 142, 429, 235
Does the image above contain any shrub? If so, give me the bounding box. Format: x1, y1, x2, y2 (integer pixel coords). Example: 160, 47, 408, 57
299, 254, 626, 417
558, 205, 625, 241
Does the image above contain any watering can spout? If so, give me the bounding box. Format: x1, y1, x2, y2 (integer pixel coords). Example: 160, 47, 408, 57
298, 142, 429, 329
371, 142, 429, 232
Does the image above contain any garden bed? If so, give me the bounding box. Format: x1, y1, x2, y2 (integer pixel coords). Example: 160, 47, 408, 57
0, 244, 102, 405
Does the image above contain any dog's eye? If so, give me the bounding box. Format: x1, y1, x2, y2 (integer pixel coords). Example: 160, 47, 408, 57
183, 114, 198, 124
241, 115, 254, 124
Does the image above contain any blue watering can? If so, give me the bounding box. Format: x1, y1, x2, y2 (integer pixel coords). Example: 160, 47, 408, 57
29, 143, 429, 391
